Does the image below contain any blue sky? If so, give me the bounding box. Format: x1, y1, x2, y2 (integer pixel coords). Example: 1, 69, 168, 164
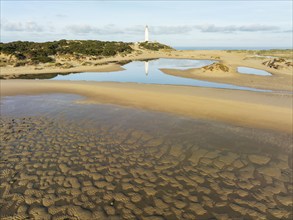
1, 1, 292, 48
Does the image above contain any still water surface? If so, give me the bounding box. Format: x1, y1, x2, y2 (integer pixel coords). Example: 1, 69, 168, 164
237, 67, 272, 76
52, 59, 268, 92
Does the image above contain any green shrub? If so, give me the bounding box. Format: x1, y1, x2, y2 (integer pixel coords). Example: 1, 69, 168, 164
0, 40, 134, 64
139, 42, 173, 51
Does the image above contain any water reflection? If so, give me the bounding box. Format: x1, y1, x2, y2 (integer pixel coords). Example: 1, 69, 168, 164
145, 61, 149, 76
52, 59, 268, 92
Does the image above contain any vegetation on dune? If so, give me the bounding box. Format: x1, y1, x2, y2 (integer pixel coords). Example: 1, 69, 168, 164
256, 49, 293, 59
139, 42, 173, 51
226, 49, 293, 59
0, 40, 133, 64
262, 58, 293, 69
226, 49, 292, 53
203, 63, 230, 72
0, 40, 173, 66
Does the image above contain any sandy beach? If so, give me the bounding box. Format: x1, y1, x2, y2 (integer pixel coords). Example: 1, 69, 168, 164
161, 50, 293, 91
1, 38, 292, 220
1, 80, 292, 133
1, 0, 292, 218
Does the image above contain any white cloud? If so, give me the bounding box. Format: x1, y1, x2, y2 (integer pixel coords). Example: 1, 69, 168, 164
0, 19, 287, 38
125, 25, 193, 35
2, 21, 43, 32
194, 24, 280, 33
65, 24, 282, 35
65, 24, 124, 35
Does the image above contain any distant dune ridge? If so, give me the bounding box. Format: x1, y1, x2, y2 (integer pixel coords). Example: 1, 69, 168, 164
0, 40, 172, 68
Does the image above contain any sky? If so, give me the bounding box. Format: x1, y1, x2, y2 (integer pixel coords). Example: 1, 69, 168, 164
1, 0, 292, 48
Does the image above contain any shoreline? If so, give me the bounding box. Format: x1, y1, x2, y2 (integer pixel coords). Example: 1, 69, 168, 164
160, 67, 293, 92
1, 49, 292, 91
1, 80, 292, 133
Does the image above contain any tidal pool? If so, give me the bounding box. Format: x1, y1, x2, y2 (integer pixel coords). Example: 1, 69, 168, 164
0, 94, 292, 219
5, 59, 270, 92
237, 66, 272, 76
51, 59, 268, 92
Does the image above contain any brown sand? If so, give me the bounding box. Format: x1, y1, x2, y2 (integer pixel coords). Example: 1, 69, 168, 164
161, 65, 293, 92
0, 114, 292, 219
0, 63, 124, 76
1, 80, 292, 133
160, 50, 293, 91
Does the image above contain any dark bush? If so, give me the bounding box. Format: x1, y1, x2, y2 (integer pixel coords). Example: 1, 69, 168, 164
139, 42, 173, 51
31, 56, 55, 64
14, 53, 26, 60
14, 61, 26, 67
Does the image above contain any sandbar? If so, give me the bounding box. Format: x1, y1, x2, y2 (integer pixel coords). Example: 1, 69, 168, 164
1, 80, 292, 133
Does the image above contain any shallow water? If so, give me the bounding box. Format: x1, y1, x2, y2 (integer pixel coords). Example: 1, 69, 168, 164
237, 67, 272, 76
50, 59, 268, 92
0, 94, 292, 219
4, 58, 270, 92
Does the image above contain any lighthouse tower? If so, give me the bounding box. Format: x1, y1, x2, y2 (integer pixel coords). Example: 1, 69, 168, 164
145, 25, 149, 42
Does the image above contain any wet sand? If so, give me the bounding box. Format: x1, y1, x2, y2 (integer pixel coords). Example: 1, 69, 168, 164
161, 66, 293, 92
1, 48, 292, 219
0, 94, 292, 219
1, 80, 292, 133
0, 63, 124, 77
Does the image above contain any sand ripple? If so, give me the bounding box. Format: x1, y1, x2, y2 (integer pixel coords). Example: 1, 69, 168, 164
0, 116, 292, 219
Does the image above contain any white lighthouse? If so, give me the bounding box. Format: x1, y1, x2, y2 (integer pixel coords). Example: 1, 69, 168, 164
145, 25, 149, 42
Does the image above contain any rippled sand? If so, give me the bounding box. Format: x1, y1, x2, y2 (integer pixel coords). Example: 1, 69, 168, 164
0, 94, 292, 219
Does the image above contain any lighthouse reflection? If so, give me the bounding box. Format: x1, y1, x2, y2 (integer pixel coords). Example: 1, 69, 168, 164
144, 61, 149, 76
